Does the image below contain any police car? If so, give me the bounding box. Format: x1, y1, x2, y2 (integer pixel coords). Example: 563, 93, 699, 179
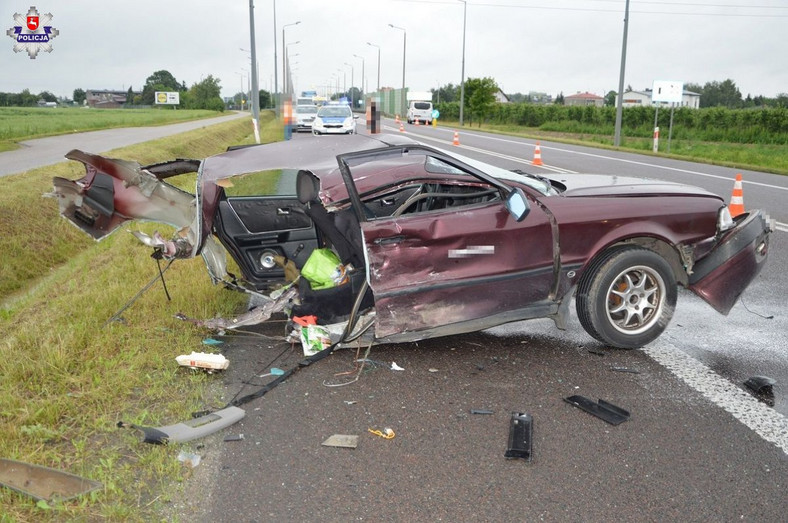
312, 103, 357, 135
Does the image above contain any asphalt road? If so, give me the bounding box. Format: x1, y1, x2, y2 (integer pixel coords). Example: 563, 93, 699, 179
166, 123, 787, 521
4, 117, 784, 520
0, 110, 247, 177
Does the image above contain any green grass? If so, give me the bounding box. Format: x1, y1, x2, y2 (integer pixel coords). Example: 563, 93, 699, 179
0, 112, 281, 521
0, 106, 226, 150
436, 119, 788, 175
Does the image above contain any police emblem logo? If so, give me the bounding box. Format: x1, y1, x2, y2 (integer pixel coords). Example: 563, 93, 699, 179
7, 6, 59, 59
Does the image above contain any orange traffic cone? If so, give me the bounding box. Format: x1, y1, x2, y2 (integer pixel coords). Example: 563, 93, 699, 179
395, 114, 400, 124
415, 118, 420, 126
532, 142, 543, 166
729, 173, 745, 217
452, 131, 460, 146
399, 122, 405, 133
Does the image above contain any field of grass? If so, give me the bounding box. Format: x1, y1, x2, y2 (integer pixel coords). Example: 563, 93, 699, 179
0, 107, 225, 152
436, 120, 788, 175
0, 113, 281, 520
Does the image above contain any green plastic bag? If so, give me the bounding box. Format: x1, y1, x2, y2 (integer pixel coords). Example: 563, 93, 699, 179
301, 248, 342, 290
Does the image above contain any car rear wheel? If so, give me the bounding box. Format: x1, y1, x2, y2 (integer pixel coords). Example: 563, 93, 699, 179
576, 247, 677, 349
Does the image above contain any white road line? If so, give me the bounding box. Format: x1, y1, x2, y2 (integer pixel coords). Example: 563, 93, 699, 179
391, 121, 788, 192
385, 125, 575, 174
644, 342, 788, 455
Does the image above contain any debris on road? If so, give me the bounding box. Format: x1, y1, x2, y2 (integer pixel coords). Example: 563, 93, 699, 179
744, 375, 776, 406
504, 412, 533, 461
471, 409, 495, 415
117, 406, 246, 444
0, 458, 102, 502
176, 351, 229, 372
564, 395, 630, 425
391, 362, 405, 371
368, 427, 395, 439
322, 434, 359, 448
610, 366, 641, 374
177, 451, 201, 468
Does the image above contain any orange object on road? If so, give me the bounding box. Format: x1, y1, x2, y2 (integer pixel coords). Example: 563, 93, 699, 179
729, 173, 745, 217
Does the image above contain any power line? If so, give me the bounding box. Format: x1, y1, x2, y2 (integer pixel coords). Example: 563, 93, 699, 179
396, 0, 788, 17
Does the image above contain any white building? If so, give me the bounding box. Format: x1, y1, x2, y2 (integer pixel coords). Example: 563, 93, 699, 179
616, 89, 700, 109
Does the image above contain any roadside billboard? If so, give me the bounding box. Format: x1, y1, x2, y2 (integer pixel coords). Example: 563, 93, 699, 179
155, 91, 180, 105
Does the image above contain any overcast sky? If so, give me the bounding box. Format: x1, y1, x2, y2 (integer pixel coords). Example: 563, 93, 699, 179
3, 0, 787, 101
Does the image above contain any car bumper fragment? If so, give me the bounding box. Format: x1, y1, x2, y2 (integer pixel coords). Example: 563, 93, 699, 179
688, 210, 772, 314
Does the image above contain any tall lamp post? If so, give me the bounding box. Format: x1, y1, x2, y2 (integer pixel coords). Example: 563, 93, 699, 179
388, 24, 406, 91
285, 42, 300, 95
344, 62, 354, 108
388, 24, 406, 116
282, 21, 301, 99
247, 0, 260, 142
353, 53, 365, 103
458, 0, 467, 126
367, 42, 380, 93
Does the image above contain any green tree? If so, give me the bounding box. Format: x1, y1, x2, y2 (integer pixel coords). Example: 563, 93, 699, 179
700, 79, 742, 108
73, 88, 86, 105
141, 70, 181, 105
38, 91, 57, 103
555, 92, 565, 105
604, 90, 617, 106
464, 77, 498, 127
185, 75, 224, 111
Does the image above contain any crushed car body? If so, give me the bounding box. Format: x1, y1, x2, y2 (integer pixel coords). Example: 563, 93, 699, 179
47, 133, 772, 349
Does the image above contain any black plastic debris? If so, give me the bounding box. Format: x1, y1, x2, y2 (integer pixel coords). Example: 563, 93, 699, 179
744, 376, 776, 407
564, 395, 630, 425
471, 409, 494, 415
610, 366, 640, 374
504, 412, 533, 461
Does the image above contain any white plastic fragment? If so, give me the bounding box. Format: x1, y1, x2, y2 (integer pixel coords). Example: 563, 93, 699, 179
175, 352, 229, 371
391, 362, 404, 371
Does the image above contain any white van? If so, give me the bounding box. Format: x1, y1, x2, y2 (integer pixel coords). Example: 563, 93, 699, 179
406, 91, 433, 125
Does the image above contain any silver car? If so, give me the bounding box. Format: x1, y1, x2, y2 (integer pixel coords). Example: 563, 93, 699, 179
295, 104, 318, 132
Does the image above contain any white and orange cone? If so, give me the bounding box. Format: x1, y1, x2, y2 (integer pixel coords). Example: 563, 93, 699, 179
532, 142, 543, 166
399, 122, 405, 133
729, 173, 745, 217
452, 131, 460, 146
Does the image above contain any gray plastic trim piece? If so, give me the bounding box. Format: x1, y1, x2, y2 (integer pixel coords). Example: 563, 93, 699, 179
123, 406, 246, 444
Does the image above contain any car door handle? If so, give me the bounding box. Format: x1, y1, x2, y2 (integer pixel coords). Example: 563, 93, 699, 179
373, 235, 404, 245
276, 207, 291, 215
380, 198, 396, 206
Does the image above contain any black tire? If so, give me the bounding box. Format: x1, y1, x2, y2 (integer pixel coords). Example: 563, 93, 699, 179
576, 247, 677, 349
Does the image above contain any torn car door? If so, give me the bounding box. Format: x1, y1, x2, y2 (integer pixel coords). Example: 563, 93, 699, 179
360, 191, 556, 341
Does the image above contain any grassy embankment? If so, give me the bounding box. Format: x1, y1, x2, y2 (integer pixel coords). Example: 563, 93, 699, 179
0, 107, 226, 153
0, 112, 279, 521
474, 121, 788, 175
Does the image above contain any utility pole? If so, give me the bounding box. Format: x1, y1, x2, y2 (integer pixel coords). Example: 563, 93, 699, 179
614, 0, 630, 147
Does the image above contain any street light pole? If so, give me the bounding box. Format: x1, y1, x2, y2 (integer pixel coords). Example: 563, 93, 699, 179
614, 0, 630, 147
344, 62, 354, 108
353, 53, 365, 100
282, 21, 301, 98
367, 42, 380, 92
388, 24, 406, 91
458, 0, 467, 126
272, 0, 277, 105
285, 43, 299, 95
248, 0, 260, 142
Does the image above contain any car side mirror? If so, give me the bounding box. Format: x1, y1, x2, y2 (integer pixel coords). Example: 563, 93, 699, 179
505, 188, 529, 222
353, 115, 359, 120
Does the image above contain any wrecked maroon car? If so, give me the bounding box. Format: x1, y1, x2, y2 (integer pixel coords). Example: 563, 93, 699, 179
48, 133, 772, 349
